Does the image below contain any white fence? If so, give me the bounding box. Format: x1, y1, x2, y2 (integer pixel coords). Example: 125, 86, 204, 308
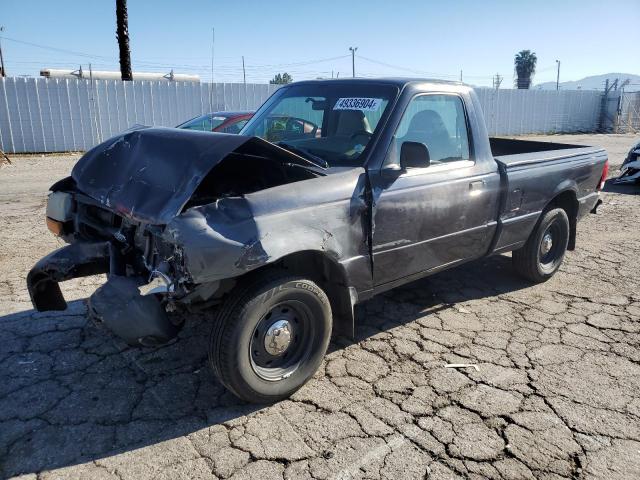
475, 88, 602, 136
0, 77, 279, 153
0, 77, 604, 154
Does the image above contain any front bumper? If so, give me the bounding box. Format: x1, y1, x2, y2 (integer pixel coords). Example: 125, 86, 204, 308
26, 240, 180, 346
27, 241, 110, 311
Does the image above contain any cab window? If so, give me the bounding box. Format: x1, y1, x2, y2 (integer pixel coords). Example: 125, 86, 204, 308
395, 95, 470, 164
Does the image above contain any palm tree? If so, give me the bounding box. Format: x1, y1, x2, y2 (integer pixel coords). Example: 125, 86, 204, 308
116, 0, 132, 81
514, 50, 537, 89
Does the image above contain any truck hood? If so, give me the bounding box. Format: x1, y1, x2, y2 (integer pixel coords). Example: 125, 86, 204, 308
71, 127, 321, 224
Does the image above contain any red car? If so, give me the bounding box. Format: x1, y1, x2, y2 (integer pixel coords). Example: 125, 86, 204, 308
176, 111, 253, 134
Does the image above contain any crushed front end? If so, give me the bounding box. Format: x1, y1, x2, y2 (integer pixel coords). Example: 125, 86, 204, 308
28, 185, 191, 346
26, 127, 322, 346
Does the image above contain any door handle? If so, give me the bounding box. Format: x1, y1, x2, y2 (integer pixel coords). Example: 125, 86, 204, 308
469, 180, 485, 191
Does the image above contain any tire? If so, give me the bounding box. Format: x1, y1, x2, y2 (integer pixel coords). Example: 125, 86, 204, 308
209, 270, 332, 403
512, 208, 570, 283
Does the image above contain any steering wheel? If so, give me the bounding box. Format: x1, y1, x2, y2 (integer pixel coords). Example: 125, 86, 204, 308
285, 117, 303, 134
350, 130, 373, 141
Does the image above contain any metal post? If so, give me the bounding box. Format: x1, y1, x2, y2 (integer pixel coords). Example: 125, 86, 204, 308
0, 26, 6, 77
242, 56, 246, 109
349, 47, 357, 77
493, 73, 503, 90
209, 27, 215, 111
89, 63, 98, 143
555, 60, 561, 91
211, 28, 215, 83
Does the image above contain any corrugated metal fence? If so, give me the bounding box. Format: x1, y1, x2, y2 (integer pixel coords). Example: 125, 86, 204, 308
0, 77, 279, 153
475, 88, 602, 136
0, 77, 604, 154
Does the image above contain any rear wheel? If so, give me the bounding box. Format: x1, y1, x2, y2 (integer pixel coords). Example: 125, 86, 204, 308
209, 271, 332, 403
512, 208, 570, 283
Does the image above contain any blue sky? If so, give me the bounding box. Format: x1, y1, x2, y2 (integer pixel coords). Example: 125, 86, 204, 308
1, 0, 638, 87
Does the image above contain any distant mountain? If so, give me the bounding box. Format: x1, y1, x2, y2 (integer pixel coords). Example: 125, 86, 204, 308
535, 73, 640, 91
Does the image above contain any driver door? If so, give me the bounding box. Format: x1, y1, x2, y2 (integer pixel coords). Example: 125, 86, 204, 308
371, 93, 498, 287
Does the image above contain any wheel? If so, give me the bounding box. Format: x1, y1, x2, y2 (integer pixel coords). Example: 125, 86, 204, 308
512, 208, 570, 283
209, 270, 332, 403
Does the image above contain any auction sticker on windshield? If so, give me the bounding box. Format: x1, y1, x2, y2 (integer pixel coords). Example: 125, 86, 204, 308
334, 98, 383, 111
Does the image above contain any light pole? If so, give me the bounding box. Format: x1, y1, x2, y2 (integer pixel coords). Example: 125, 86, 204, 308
555, 60, 561, 91
0, 26, 6, 77
349, 47, 357, 78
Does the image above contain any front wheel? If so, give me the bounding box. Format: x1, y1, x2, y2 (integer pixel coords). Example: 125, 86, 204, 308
512, 208, 570, 283
209, 271, 332, 403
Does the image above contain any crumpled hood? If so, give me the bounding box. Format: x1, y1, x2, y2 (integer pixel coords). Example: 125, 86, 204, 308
71, 127, 318, 224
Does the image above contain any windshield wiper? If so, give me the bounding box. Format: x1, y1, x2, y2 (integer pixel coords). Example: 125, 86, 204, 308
276, 142, 328, 169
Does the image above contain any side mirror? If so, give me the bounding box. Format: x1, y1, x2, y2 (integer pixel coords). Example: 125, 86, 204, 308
400, 141, 430, 169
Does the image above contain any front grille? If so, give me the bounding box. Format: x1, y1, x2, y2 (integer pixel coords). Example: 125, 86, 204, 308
74, 195, 123, 241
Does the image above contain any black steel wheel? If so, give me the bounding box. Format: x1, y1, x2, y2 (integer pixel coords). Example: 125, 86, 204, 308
512, 208, 570, 283
209, 270, 332, 403
249, 301, 315, 382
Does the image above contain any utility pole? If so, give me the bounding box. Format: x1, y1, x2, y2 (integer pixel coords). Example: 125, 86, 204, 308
349, 47, 357, 78
242, 56, 246, 85
555, 60, 561, 91
460, 70, 463, 82
116, 0, 133, 81
209, 27, 215, 110
493, 73, 503, 89
0, 26, 6, 77
210, 27, 215, 83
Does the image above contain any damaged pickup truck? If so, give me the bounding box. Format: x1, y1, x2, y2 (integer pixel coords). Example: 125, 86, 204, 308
27, 79, 609, 403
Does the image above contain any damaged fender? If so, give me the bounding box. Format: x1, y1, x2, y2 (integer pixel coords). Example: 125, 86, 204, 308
163, 167, 371, 286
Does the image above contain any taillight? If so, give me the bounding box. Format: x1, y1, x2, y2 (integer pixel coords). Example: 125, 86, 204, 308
598, 159, 609, 191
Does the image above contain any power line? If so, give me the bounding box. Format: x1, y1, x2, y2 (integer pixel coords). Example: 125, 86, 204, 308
4, 34, 511, 85
356, 55, 459, 79
2, 36, 114, 61
4, 35, 351, 71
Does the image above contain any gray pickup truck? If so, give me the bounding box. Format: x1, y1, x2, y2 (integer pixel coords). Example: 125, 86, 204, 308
28, 78, 608, 402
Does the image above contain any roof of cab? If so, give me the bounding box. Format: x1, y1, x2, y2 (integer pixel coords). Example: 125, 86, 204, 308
286, 77, 466, 88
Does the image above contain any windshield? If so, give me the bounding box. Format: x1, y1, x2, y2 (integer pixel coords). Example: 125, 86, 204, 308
241, 83, 397, 167
177, 114, 228, 131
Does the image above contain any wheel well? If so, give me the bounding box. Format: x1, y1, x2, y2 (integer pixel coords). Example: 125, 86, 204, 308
546, 190, 578, 250
243, 251, 355, 338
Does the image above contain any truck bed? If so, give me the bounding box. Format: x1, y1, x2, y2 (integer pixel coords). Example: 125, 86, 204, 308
488, 137, 607, 254
490, 137, 604, 167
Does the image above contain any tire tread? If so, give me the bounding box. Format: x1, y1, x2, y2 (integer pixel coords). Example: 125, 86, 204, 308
208, 269, 330, 403
512, 208, 569, 283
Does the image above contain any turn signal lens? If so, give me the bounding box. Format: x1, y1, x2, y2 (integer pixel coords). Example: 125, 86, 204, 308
46, 217, 64, 236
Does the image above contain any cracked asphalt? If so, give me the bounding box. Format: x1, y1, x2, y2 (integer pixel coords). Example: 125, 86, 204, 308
0, 134, 639, 480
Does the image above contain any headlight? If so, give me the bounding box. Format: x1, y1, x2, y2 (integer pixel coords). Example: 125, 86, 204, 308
46, 191, 74, 236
